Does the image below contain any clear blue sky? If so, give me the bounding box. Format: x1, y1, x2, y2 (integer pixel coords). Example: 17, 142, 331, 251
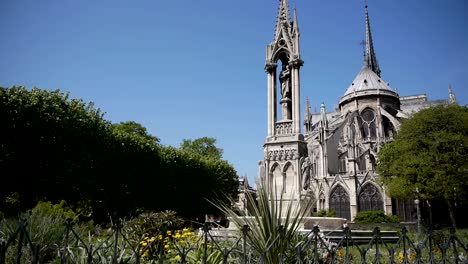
1, 0, 467, 185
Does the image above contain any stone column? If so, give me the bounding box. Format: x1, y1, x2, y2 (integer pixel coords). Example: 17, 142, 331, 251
265, 63, 276, 137
289, 68, 297, 134
290, 58, 303, 135
267, 71, 273, 137
348, 176, 358, 221
293, 67, 301, 134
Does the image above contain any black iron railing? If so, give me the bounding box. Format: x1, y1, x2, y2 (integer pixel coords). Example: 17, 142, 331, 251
1, 219, 467, 264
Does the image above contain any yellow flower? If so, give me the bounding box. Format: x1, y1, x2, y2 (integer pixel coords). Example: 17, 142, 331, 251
175, 255, 181, 260
140, 241, 148, 247
397, 252, 405, 264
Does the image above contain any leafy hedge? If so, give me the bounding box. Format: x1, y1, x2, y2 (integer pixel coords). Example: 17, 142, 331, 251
314, 209, 336, 217
353, 210, 400, 224
0, 86, 239, 222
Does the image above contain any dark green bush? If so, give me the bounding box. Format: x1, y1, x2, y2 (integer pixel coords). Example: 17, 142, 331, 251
315, 209, 337, 217
354, 210, 400, 224
0, 201, 94, 263
1, 86, 239, 222
126, 210, 185, 240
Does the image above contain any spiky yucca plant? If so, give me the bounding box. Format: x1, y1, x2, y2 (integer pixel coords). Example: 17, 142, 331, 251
212, 180, 314, 263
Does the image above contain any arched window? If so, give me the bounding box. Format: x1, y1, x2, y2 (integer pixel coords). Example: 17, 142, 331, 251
270, 163, 283, 193
329, 185, 351, 220
360, 108, 376, 140
358, 184, 384, 212
319, 193, 326, 210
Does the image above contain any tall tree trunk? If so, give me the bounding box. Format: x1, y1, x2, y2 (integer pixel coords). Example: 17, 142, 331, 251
446, 199, 457, 230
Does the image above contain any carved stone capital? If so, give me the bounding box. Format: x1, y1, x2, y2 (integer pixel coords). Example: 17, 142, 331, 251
264, 62, 277, 73
289, 56, 304, 68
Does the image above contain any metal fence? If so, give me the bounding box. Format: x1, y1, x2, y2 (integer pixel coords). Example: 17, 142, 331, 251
1, 218, 467, 264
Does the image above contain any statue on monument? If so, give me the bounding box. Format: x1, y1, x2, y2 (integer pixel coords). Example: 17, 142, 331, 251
301, 157, 312, 190
279, 65, 291, 99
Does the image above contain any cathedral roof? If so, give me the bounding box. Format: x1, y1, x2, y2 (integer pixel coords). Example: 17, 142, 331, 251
339, 67, 398, 105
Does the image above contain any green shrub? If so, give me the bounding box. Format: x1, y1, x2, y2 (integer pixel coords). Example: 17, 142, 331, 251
385, 214, 401, 224
354, 210, 400, 224
126, 210, 185, 241
212, 181, 315, 264
0, 201, 94, 263
315, 209, 337, 217
1, 192, 21, 217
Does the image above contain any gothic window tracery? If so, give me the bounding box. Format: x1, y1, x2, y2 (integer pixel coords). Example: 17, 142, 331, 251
358, 183, 384, 212
360, 108, 376, 140
329, 185, 351, 220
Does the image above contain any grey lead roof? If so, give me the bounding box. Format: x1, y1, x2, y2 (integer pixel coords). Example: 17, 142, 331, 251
343, 67, 394, 96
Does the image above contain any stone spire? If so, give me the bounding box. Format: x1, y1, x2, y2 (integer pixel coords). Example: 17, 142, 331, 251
266, 0, 302, 60
274, 0, 292, 41
265, 0, 303, 136
320, 102, 328, 129
448, 85, 457, 104
304, 97, 312, 132
364, 4, 381, 77
292, 7, 299, 34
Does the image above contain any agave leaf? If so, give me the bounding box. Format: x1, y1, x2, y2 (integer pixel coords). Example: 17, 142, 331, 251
210, 180, 314, 264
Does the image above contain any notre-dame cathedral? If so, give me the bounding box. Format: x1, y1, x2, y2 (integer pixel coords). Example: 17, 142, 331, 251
257, 0, 457, 222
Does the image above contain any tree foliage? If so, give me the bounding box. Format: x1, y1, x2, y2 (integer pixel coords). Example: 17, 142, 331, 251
377, 104, 468, 227
180, 137, 223, 159
112, 121, 160, 145
0, 86, 238, 222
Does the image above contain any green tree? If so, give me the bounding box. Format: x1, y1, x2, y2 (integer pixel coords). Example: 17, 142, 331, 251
180, 137, 223, 159
155, 146, 238, 218
112, 121, 160, 145
0, 86, 239, 222
0, 86, 110, 214
377, 104, 468, 229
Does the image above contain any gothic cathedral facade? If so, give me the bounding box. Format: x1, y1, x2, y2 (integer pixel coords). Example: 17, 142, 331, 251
257, 0, 456, 222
